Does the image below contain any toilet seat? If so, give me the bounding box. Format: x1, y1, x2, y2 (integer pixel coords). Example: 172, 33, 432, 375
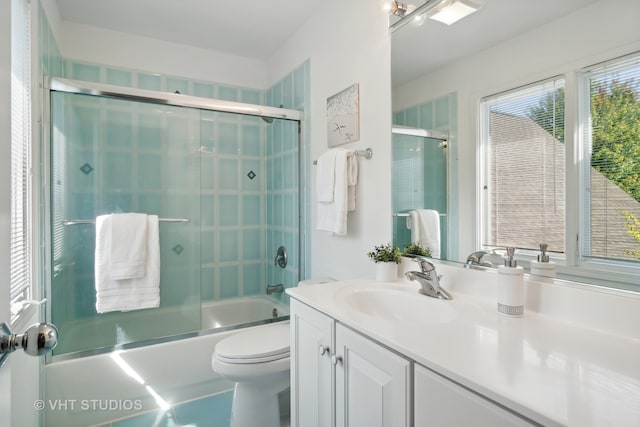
214, 323, 290, 364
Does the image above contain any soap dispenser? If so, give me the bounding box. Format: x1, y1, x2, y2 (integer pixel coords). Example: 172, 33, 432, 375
497, 247, 524, 317
530, 243, 556, 278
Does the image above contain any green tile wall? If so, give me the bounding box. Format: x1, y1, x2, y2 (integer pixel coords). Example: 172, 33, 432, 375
265, 60, 309, 297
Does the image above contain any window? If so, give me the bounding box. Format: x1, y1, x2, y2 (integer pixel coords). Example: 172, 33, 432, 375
10, 0, 32, 322
480, 79, 566, 254
580, 55, 640, 264
479, 52, 640, 283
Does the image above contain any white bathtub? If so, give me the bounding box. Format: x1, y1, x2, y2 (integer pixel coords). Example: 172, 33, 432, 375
53, 295, 288, 356
45, 296, 290, 427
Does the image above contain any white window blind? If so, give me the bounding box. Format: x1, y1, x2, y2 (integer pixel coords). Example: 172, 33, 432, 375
581, 54, 640, 262
481, 79, 566, 253
10, 0, 32, 321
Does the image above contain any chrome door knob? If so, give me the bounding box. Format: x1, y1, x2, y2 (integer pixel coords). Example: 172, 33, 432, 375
331, 354, 343, 366
0, 322, 58, 367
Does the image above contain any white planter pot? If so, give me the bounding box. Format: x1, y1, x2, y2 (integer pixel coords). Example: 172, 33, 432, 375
398, 256, 416, 278
375, 262, 398, 282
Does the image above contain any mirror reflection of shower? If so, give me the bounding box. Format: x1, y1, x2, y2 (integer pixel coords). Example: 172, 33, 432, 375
391, 125, 449, 258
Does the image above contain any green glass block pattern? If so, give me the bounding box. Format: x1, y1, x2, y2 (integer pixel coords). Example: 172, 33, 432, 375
166, 77, 189, 94
218, 86, 238, 101
218, 195, 239, 226
137, 72, 162, 91
70, 62, 101, 82
106, 68, 132, 87
194, 81, 215, 98
219, 266, 240, 298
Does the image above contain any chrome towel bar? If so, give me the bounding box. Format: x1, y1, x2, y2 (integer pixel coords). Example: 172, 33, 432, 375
312, 147, 373, 165
62, 217, 190, 225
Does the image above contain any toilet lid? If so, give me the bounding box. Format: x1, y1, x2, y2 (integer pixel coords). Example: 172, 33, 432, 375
215, 323, 290, 363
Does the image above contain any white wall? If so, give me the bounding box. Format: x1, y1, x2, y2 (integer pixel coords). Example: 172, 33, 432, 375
269, 0, 393, 280
59, 22, 270, 89
393, 0, 640, 261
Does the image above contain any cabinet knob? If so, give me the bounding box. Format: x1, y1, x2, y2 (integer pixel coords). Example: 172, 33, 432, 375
331, 354, 343, 366
319, 345, 330, 356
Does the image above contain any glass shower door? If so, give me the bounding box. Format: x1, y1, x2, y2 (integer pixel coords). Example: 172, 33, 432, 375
49, 91, 202, 355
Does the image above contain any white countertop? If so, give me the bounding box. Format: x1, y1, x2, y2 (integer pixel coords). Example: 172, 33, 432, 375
286, 268, 640, 427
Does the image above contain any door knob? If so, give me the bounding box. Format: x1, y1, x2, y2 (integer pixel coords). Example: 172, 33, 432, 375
0, 322, 58, 368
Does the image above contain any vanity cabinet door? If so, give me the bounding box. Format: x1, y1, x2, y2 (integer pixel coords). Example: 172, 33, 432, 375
414, 364, 536, 426
290, 299, 335, 427
334, 323, 411, 427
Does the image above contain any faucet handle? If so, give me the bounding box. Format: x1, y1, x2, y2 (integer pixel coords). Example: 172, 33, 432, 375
409, 255, 435, 273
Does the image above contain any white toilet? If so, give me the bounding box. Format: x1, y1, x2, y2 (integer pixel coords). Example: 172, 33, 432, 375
212, 278, 333, 427
212, 322, 290, 427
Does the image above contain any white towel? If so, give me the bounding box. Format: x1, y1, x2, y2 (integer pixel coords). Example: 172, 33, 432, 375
95, 214, 161, 313
347, 154, 358, 211
316, 149, 339, 203
317, 148, 352, 235
109, 213, 147, 280
407, 209, 441, 258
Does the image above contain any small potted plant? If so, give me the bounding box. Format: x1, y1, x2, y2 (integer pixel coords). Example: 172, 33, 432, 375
367, 243, 401, 282
400, 242, 432, 276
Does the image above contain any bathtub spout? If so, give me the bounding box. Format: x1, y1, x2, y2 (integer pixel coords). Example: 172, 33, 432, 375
266, 284, 284, 295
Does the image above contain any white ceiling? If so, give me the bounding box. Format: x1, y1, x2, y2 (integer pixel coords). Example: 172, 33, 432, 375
391, 0, 600, 86
54, 0, 324, 60
55, 0, 601, 87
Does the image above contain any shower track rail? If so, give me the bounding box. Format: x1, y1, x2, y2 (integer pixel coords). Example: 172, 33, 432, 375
48, 77, 304, 122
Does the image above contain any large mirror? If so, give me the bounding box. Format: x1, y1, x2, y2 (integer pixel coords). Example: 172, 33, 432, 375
390, 0, 640, 289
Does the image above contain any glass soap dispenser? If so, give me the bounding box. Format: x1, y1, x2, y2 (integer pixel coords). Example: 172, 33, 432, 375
497, 247, 524, 317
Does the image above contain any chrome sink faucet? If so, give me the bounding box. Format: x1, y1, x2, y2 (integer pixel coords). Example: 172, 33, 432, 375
465, 250, 495, 268
404, 255, 452, 300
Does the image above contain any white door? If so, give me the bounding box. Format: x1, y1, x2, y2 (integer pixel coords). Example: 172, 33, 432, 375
1, 2, 42, 426
334, 324, 411, 427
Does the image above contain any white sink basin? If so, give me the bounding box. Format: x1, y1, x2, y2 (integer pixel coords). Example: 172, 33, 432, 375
338, 286, 458, 325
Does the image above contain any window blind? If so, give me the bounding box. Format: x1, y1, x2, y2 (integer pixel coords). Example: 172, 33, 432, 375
581, 54, 640, 261
10, 0, 32, 320
481, 79, 566, 253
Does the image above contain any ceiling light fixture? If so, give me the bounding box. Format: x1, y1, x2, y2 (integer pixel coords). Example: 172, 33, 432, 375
388, 1, 409, 17
426, 0, 482, 25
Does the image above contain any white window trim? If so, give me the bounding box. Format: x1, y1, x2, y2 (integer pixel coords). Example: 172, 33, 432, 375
477, 62, 640, 289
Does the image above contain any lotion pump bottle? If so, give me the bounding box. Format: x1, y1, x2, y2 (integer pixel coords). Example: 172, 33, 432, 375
530, 243, 556, 278
497, 247, 524, 317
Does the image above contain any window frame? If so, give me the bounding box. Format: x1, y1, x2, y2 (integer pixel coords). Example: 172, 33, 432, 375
477, 54, 640, 289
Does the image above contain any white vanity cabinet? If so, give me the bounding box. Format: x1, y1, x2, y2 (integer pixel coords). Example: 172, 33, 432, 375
414, 364, 536, 426
290, 298, 334, 427
290, 299, 411, 427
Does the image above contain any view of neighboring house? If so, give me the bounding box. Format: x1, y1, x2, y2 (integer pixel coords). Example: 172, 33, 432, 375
489, 111, 640, 260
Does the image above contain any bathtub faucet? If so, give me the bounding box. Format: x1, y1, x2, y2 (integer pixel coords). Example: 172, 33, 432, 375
266, 283, 284, 295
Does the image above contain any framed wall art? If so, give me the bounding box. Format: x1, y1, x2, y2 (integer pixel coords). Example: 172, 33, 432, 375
327, 83, 359, 147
